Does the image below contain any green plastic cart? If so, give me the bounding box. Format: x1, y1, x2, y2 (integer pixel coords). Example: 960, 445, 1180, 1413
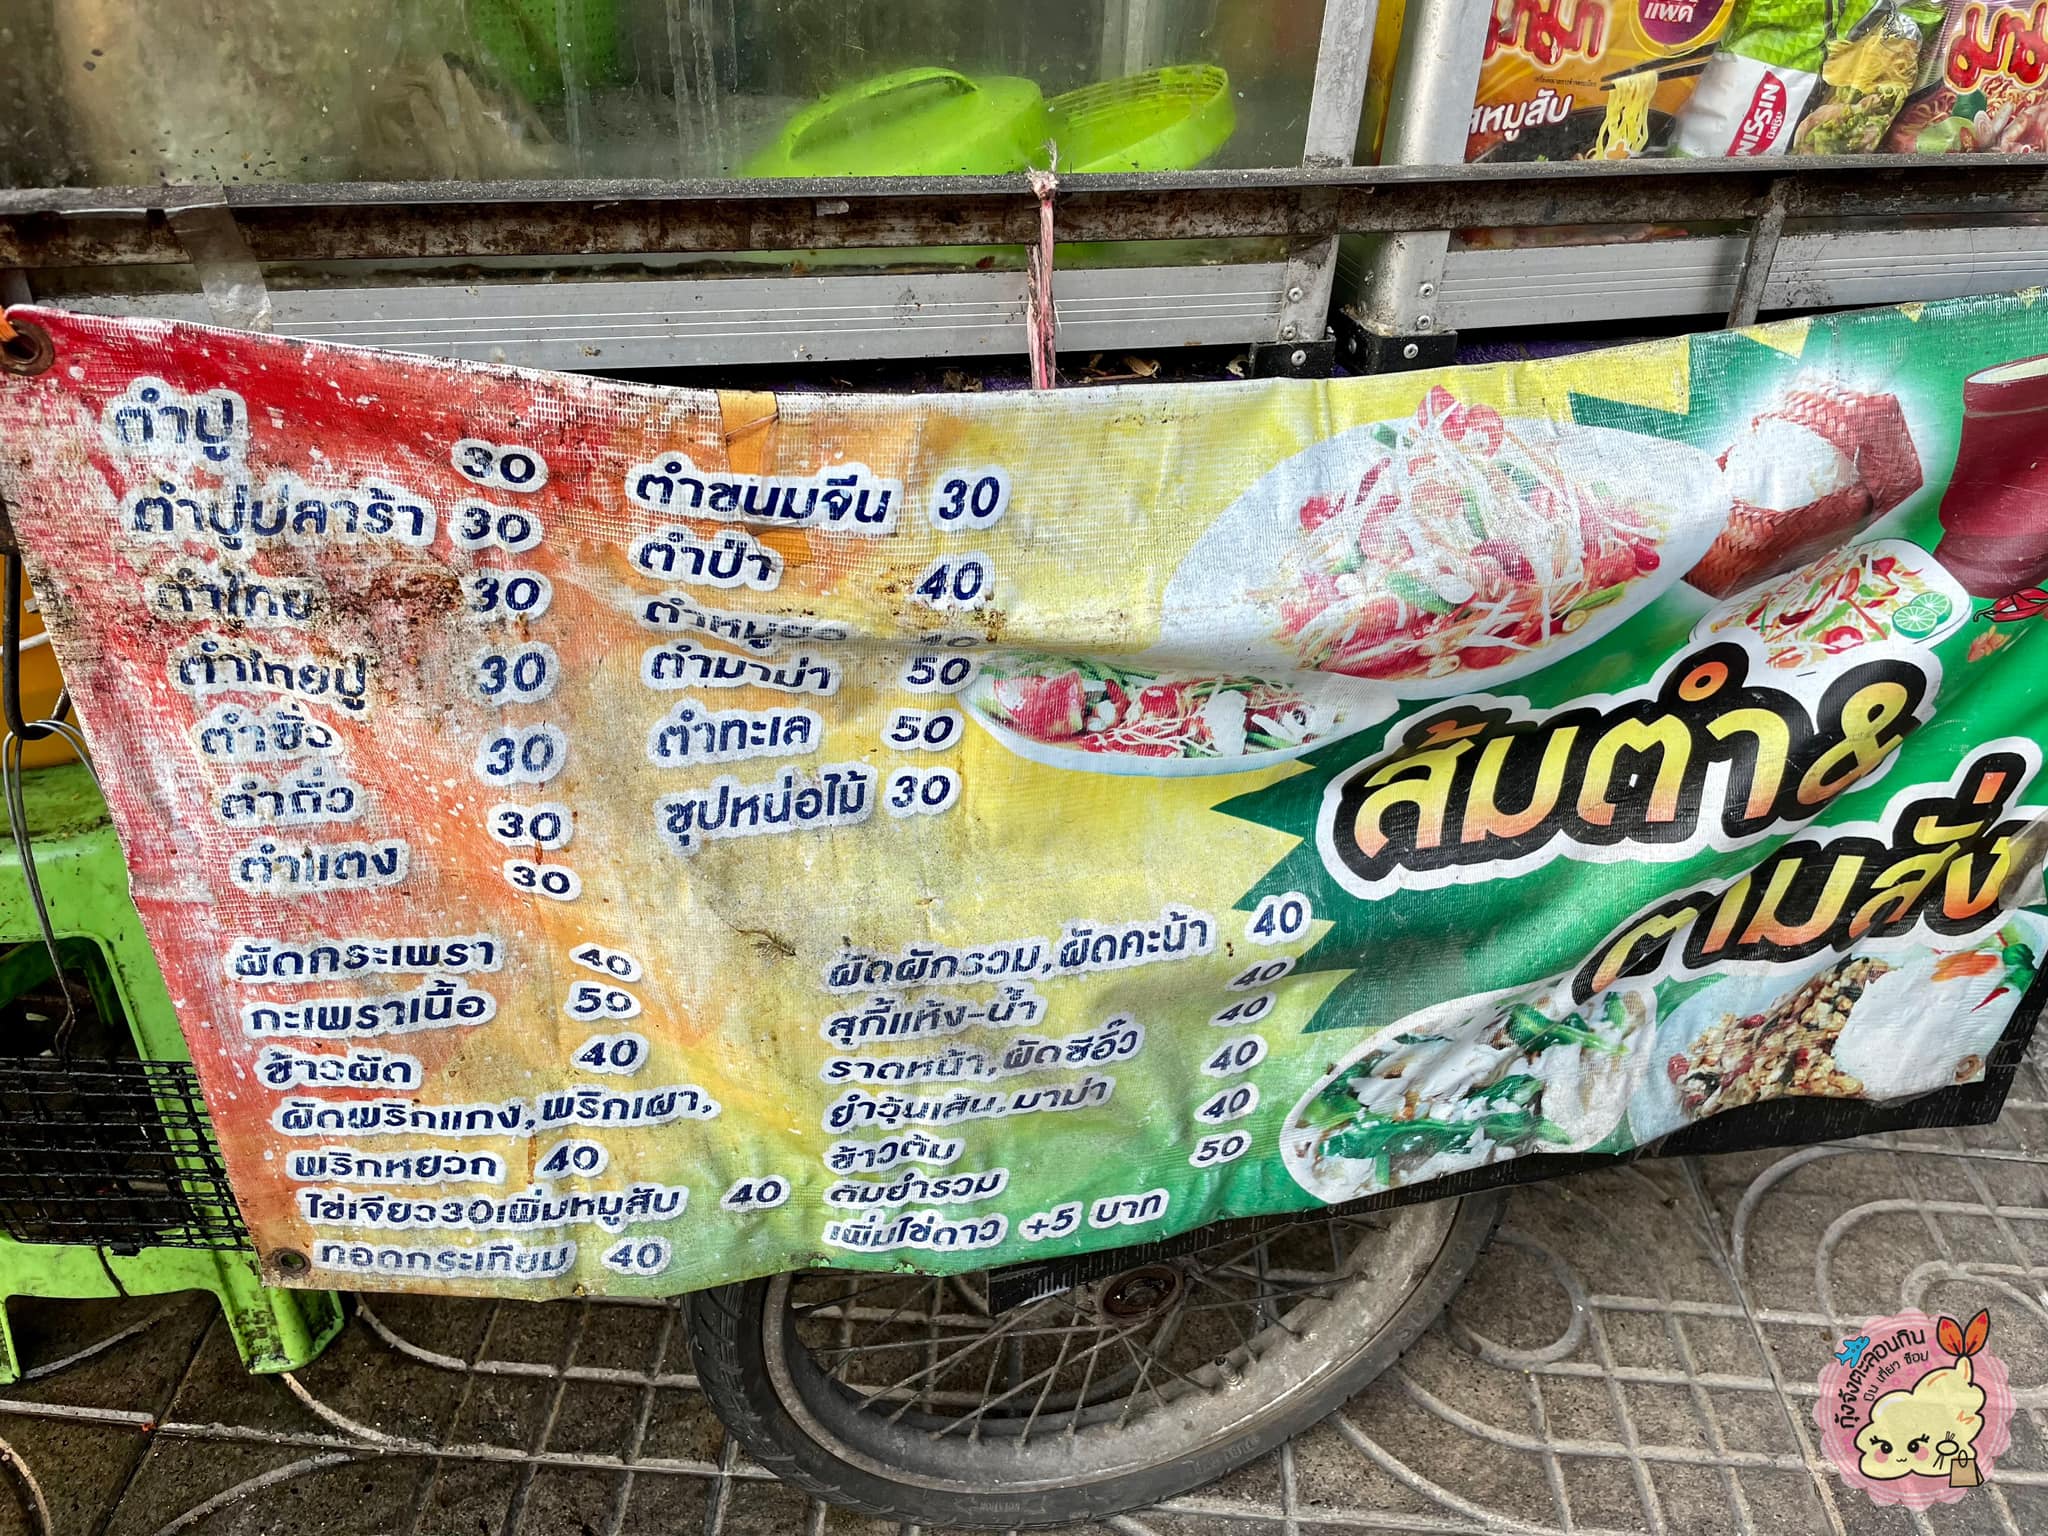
0, 761, 341, 1385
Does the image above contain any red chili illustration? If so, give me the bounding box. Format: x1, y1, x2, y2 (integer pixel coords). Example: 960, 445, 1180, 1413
1985, 586, 2048, 623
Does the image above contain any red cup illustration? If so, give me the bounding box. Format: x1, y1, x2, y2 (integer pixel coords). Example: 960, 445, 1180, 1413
1937, 355, 2048, 597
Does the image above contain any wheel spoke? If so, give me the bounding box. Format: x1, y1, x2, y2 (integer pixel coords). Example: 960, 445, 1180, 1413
1178, 1280, 1340, 1316
806, 1287, 1098, 1359
862, 1292, 1056, 1425
1251, 1230, 1305, 1339
1115, 1309, 1219, 1402
789, 1281, 883, 1319
924, 1308, 1180, 1437
1182, 1263, 1338, 1317
969, 1319, 1007, 1444
1017, 1322, 1076, 1448
919, 1277, 943, 1415
1062, 1318, 1106, 1443
1110, 1323, 1174, 1430
1180, 1267, 1258, 1353
767, 1203, 1427, 1469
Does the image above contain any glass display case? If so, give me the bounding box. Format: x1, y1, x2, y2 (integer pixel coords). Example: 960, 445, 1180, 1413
0, 1, 1327, 187
0, 1, 1361, 370
1336, 0, 2048, 358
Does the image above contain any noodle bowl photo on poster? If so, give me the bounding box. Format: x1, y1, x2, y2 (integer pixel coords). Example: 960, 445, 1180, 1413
1282, 979, 1659, 1203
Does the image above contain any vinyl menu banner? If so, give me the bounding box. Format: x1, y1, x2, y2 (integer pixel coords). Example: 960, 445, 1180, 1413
2, 296, 2046, 1299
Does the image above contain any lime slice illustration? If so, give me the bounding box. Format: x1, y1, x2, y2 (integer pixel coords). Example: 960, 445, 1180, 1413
1893, 590, 1953, 640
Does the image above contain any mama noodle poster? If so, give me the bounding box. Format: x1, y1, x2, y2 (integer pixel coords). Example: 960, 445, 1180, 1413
1, 295, 2045, 1298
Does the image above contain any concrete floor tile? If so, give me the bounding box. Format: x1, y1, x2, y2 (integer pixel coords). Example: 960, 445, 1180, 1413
1, 1294, 212, 1416
11, 1039, 2048, 1535
0, 1415, 145, 1536
559, 1302, 681, 1379
413, 1458, 521, 1536
536, 1380, 651, 1459
102, 1442, 424, 1536
608, 1474, 710, 1535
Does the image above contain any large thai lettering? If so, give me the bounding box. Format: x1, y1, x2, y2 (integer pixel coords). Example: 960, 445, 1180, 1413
1320, 643, 1936, 899
1947, 1, 2048, 90
1487, 0, 1607, 65
1577, 744, 2045, 998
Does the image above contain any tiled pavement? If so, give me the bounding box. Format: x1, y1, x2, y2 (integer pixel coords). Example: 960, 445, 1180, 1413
4, 1042, 2048, 1536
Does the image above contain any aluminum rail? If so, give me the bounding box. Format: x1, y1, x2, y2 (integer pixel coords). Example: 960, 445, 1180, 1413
1, 157, 2045, 269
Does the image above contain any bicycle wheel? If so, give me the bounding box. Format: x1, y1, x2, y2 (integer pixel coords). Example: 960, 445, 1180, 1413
686, 1190, 1504, 1529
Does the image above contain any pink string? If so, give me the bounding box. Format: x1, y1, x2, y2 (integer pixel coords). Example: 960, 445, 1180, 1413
1026, 160, 1058, 390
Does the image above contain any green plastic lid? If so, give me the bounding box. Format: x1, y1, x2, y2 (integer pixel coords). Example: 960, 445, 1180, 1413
746, 67, 1049, 178
1046, 65, 1235, 173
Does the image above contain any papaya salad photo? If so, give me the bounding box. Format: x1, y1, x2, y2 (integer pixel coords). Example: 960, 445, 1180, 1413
1695, 539, 1967, 671
1156, 386, 1725, 699
1269, 389, 1679, 682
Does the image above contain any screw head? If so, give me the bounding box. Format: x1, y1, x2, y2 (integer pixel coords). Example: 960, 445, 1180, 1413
1286, 285, 1304, 302
1402, 342, 1421, 360
1279, 322, 1298, 340
1289, 348, 1308, 367
271, 1248, 311, 1275
1414, 315, 1434, 332
1418, 281, 1436, 298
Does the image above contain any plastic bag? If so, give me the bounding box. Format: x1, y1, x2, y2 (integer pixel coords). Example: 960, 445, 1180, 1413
1792, 0, 1929, 152
1671, 0, 1834, 155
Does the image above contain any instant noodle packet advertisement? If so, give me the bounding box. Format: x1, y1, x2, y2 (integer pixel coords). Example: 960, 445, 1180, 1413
0, 294, 2046, 1299
1885, 0, 2048, 150
1470, 0, 1734, 158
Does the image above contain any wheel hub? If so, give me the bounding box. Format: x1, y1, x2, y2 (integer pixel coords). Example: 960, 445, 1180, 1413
1098, 1262, 1182, 1320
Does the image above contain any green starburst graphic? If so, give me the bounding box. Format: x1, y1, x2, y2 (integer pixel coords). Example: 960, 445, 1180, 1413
1212, 329, 1817, 1035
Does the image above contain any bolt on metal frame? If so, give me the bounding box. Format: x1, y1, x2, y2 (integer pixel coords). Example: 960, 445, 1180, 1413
1341, 0, 1492, 370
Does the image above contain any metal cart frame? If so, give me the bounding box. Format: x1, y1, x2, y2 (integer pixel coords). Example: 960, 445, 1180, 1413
0, 0, 2037, 375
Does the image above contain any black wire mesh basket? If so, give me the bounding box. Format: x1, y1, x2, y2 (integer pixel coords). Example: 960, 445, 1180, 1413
0, 937, 245, 1253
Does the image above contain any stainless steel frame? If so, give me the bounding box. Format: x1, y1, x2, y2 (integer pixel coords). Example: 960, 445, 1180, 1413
1342, 0, 1491, 357
3, 0, 2048, 370
49, 262, 1292, 371
14, 158, 2048, 267
1420, 224, 2048, 332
